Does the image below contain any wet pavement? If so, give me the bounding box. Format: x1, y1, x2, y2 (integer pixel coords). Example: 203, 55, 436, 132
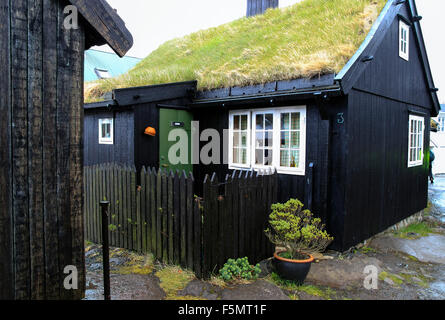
429, 175, 445, 223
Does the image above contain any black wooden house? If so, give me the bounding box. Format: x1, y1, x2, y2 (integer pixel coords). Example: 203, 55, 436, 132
84, 0, 440, 251
0, 0, 132, 300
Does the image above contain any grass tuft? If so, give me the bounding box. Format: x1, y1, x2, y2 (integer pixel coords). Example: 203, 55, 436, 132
393, 222, 433, 239
155, 266, 196, 299
85, 0, 386, 102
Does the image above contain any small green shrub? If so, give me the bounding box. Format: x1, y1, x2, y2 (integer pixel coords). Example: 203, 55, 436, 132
265, 198, 334, 259
219, 257, 261, 282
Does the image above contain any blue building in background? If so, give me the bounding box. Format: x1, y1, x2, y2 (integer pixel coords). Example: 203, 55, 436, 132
84, 49, 142, 82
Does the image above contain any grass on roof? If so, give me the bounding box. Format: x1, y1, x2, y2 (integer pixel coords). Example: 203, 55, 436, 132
85, 0, 386, 102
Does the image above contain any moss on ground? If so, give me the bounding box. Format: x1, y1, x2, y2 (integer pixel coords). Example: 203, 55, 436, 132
393, 222, 433, 239
85, 0, 386, 102
155, 266, 196, 300
268, 272, 335, 300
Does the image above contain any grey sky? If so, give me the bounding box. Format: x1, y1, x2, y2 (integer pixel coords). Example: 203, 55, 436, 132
94, 0, 444, 102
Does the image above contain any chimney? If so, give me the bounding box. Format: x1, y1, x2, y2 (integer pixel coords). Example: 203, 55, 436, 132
247, 0, 279, 17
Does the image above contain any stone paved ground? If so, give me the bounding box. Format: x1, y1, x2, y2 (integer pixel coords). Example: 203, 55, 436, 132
84, 177, 445, 300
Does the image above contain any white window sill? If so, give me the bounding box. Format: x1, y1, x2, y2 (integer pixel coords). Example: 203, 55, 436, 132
408, 161, 423, 168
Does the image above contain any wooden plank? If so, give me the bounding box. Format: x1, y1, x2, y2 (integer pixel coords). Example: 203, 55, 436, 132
156, 169, 162, 260
193, 196, 202, 278
202, 174, 211, 278
179, 171, 187, 268
0, 0, 13, 300
67, 12, 85, 298
130, 165, 137, 251
231, 171, 240, 258
173, 171, 180, 265
26, 0, 44, 300
209, 173, 219, 273
136, 169, 141, 253
186, 173, 194, 270
162, 170, 168, 262
140, 167, 147, 253
167, 171, 174, 264
11, 0, 31, 299
122, 165, 128, 249
150, 168, 157, 256
238, 172, 247, 258
146, 167, 153, 253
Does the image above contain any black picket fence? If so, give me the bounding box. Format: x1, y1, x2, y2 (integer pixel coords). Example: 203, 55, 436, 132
84, 164, 278, 278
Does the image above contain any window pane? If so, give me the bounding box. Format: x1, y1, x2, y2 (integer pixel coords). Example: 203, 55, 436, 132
291, 132, 300, 148
265, 114, 273, 130
241, 132, 248, 147
280, 150, 289, 167
290, 150, 300, 168
264, 149, 273, 166
281, 132, 289, 148
233, 148, 239, 163
255, 132, 264, 148
240, 149, 247, 164
256, 114, 264, 130
265, 131, 273, 147
255, 149, 263, 165
291, 113, 300, 130
241, 115, 248, 130
234, 116, 240, 130
281, 113, 290, 130
233, 132, 240, 147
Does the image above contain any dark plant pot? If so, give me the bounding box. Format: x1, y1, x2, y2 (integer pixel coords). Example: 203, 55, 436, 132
273, 251, 314, 284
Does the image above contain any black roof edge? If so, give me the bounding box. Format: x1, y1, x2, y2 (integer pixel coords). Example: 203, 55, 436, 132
407, 0, 440, 117
84, 99, 116, 110
195, 74, 337, 101
112, 80, 198, 107
190, 86, 342, 109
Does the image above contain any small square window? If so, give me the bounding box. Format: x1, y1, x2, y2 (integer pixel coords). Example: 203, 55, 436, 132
99, 118, 114, 145
399, 20, 409, 61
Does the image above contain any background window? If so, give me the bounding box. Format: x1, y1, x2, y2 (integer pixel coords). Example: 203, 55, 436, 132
99, 118, 114, 144
280, 112, 301, 168
254, 113, 274, 166
231, 114, 249, 165
229, 106, 306, 175
408, 115, 424, 167
399, 20, 409, 61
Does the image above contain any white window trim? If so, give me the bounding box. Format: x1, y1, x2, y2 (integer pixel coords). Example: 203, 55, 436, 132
407, 114, 424, 168
98, 118, 114, 145
228, 110, 251, 169
228, 106, 306, 176
399, 20, 410, 61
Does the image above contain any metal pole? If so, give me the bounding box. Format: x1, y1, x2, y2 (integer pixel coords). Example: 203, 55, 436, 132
100, 201, 111, 300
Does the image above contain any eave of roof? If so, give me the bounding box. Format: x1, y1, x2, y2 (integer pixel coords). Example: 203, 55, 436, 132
68, 0, 133, 57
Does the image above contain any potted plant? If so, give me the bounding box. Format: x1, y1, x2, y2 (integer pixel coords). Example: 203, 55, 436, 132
265, 199, 334, 284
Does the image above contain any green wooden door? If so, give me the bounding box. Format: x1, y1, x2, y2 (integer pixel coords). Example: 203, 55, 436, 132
159, 108, 193, 173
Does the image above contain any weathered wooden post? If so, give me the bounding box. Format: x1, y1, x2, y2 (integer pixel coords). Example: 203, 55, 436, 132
100, 201, 111, 300
0, 0, 132, 300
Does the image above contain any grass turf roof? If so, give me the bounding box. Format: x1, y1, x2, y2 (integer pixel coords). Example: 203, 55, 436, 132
85, 0, 387, 102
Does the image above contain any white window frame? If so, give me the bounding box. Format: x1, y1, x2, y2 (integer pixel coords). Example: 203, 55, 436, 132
228, 110, 251, 169
407, 114, 424, 168
228, 106, 306, 176
399, 20, 410, 61
98, 118, 114, 145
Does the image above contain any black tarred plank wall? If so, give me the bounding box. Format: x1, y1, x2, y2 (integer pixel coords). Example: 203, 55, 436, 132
340, 3, 433, 250
0, 0, 85, 300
